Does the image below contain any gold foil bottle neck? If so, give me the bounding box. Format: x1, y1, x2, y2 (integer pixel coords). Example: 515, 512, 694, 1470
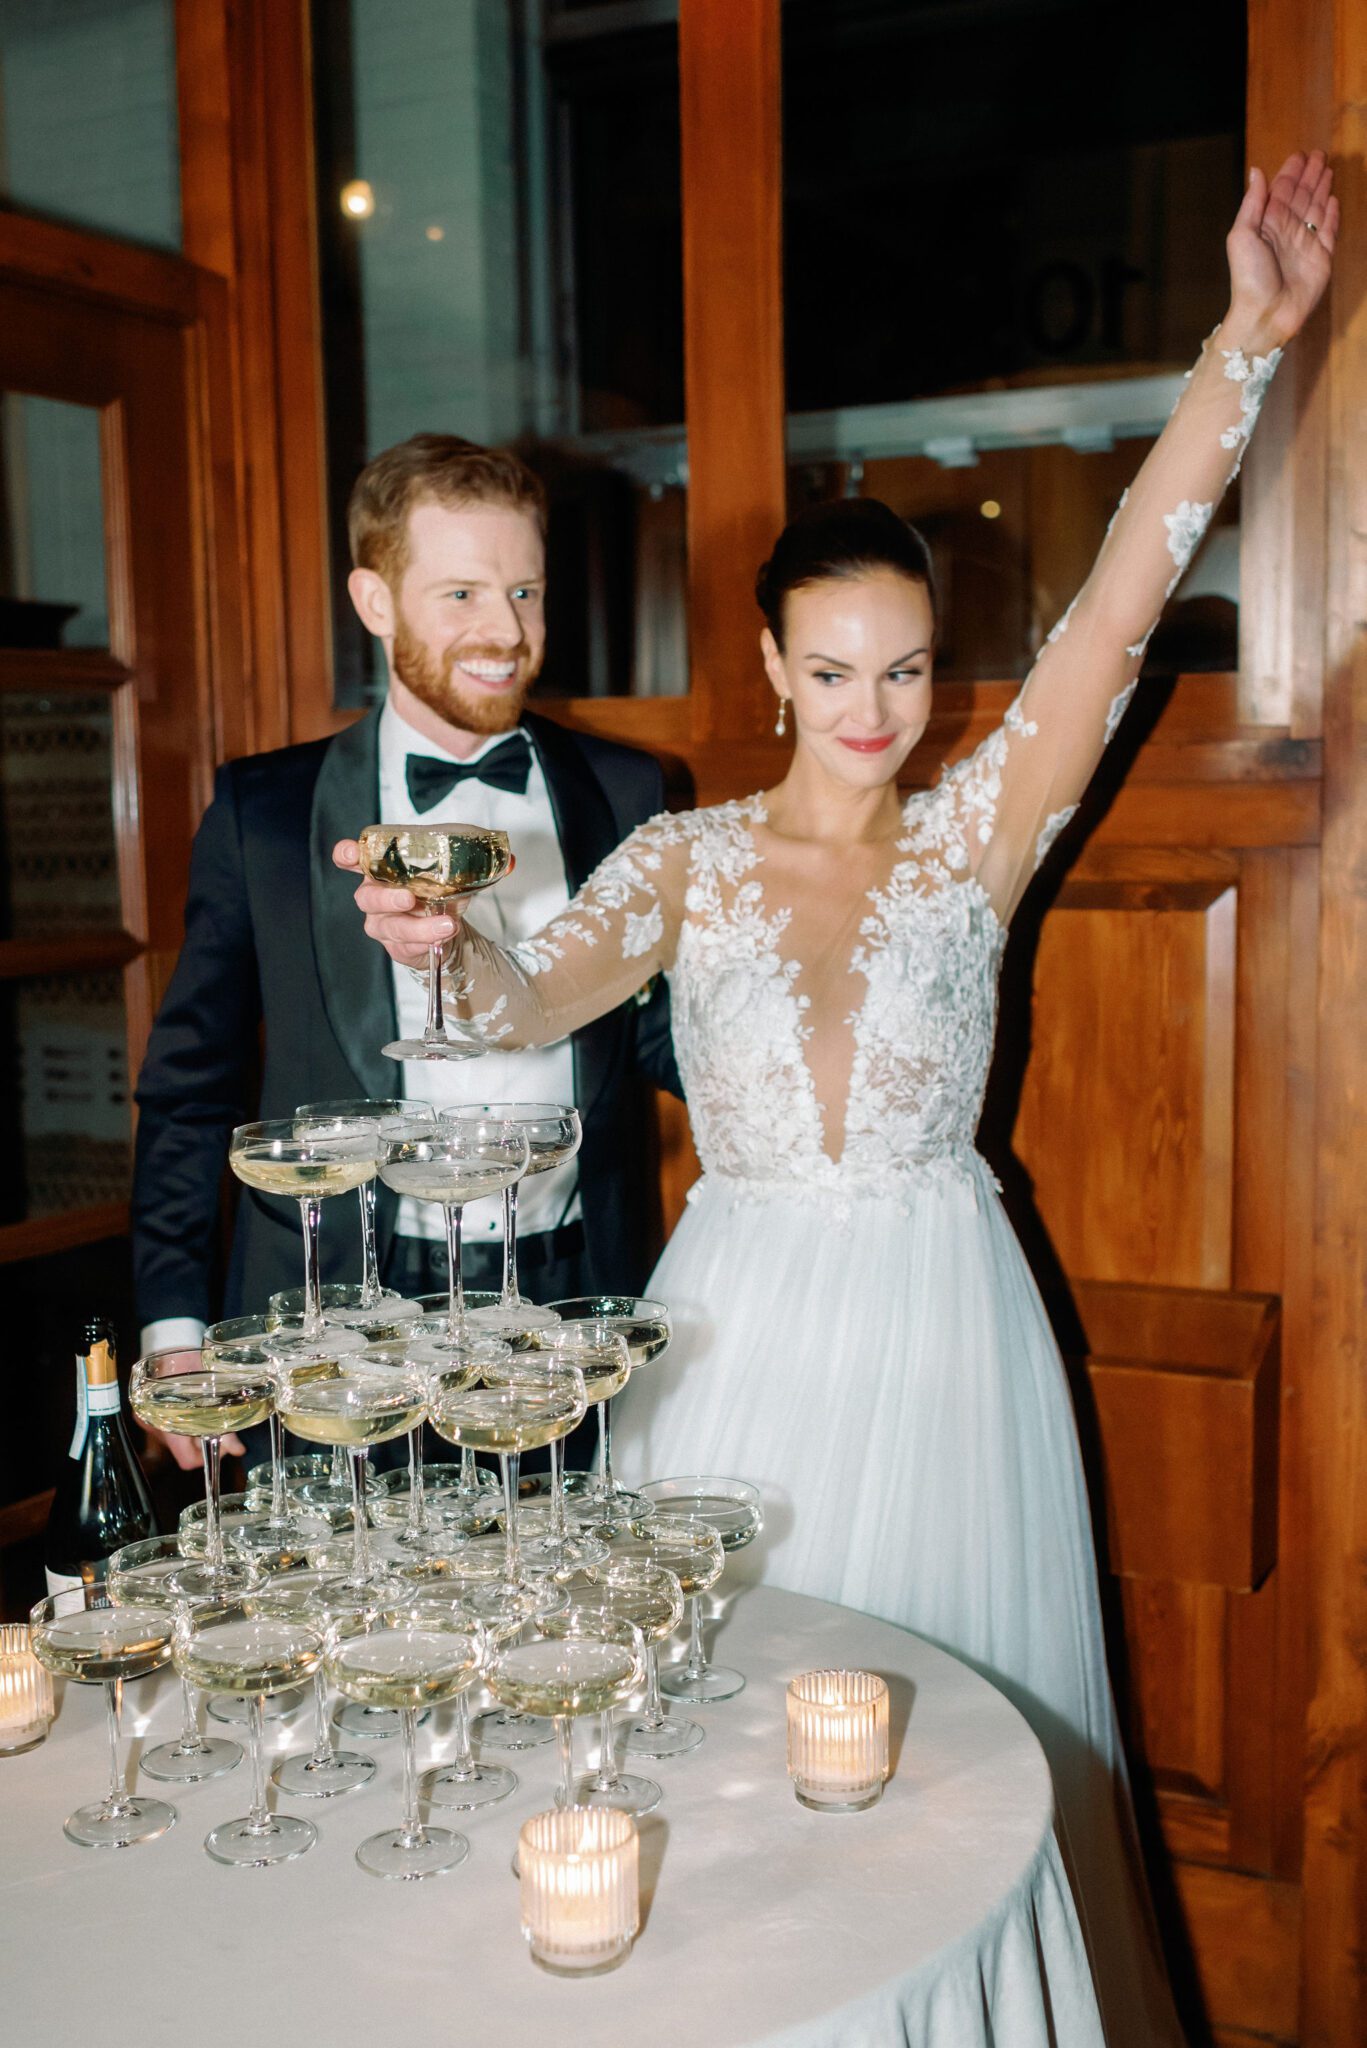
82, 1337, 118, 1388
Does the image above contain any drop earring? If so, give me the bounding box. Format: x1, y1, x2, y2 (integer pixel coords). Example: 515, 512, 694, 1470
774, 698, 788, 738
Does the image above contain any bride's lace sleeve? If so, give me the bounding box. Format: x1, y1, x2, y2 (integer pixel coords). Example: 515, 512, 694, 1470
934, 325, 1280, 923
432, 812, 688, 1049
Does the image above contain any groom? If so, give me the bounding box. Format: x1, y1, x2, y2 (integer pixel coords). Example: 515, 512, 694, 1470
132, 434, 679, 1452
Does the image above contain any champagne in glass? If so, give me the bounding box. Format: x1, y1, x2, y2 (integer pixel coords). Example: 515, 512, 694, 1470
203, 1313, 361, 1549
274, 1356, 426, 1591
489, 1612, 644, 1813
244, 1570, 380, 1798
417, 1579, 553, 1811
129, 1350, 274, 1599
544, 1560, 682, 1816
230, 1119, 379, 1346
362, 1333, 502, 1557
489, 1337, 624, 1569
599, 1518, 723, 1758
428, 1366, 586, 1588
325, 1600, 486, 1878
107, 1536, 254, 1784
293, 1096, 437, 1321
641, 1475, 762, 1702
356, 821, 512, 1063
380, 1121, 530, 1342
174, 1603, 322, 1866
29, 1587, 176, 1847
445, 1102, 581, 1337
543, 1298, 672, 1529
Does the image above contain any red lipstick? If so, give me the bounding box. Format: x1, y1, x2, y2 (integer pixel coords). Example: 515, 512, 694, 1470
837, 736, 896, 754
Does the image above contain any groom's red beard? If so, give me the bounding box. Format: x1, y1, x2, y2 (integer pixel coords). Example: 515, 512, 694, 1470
392, 618, 542, 736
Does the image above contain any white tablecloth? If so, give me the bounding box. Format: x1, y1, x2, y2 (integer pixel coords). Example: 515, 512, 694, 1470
0, 1585, 1102, 2047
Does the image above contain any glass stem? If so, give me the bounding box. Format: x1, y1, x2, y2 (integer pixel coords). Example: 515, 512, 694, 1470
176, 1676, 202, 1755
268, 1412, 286, 1523
443, 1200, 465, 1340
500, 1450, 522, 1585
642, 1644, 666, 1732
359, 1179, 382, 1307
407, 1425, 425, 1537
246, 1694, 271, 1834
598, 1399, 617, 1498
449, 1691, 476, 1780
399, 1707, 424, 1847
299, 1195, 324, 1336
201, 1434, 223, 1572
102, 1678, 133, 1817
309, 1666, 333, 1767
330, 1444, 348, 1494
593, 1708, 620, 1793
555, 1715, 574, 1809
501, 1183, 521, 1308
349, 1447, 371, 1585
550, 1434, 567, 1549
684, 1594, 707, 1680
423, 933, 447, 1047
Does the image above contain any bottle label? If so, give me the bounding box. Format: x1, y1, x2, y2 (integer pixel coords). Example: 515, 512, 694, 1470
67, 1359, 88, 1460
44, 1567, 85, 1595
68, 1347, 122, 1456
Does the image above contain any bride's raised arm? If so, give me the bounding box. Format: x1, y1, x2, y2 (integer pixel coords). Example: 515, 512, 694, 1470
959, 148, 1336, 924
336, 811, 691, 1050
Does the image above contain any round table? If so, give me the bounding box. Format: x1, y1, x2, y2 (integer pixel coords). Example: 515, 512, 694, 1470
0, 1584, 1102, 2047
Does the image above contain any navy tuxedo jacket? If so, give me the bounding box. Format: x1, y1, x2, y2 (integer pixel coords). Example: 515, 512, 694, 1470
132, 707, 682, 1328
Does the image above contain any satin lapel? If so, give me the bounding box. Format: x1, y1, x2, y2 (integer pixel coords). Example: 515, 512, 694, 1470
309, 708, 395, 1100
524, 712, 620, 1123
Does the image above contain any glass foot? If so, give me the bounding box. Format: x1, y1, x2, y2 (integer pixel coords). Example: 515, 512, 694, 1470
577, 1771, 661, 1816
205, 1811, 316, 1868
568, 1486, 656, 1535
167, 1556, 259, 1602
624, 1714, 704, 1758
141, 1735, 240, 1784
419, 1760, 517, 1810
382, 1036, 483, 1063
64, 1795, 177, 1849
466, 1299, 560, 1337
661, 1663, 746, 1703
355, 1823, 470, 1879
273, 1746, 376, 1797
333, 1700, 429, 1741
471, 1707, 554, 1751
208, 1688, 304, 1726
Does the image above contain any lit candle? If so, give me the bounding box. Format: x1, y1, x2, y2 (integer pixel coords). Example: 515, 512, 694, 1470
786, 1668, 889, 1812
519, 1807, 639, 1976
0, 1624, 55, 1754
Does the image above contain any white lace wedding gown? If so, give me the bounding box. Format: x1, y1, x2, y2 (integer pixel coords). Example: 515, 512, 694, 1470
445, 331, 1281, 2046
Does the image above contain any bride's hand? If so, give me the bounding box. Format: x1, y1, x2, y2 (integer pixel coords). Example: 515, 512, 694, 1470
1226, 148, 1337, 349
331, 837, 475, 970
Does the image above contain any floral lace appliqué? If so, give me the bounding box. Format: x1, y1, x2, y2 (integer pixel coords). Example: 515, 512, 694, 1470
1034, 807, 1078, 870
1219, 345, 1282, 453
1163, 499, 1213, 576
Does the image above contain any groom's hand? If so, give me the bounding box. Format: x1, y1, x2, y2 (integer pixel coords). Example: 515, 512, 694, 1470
331, 838, 482, 970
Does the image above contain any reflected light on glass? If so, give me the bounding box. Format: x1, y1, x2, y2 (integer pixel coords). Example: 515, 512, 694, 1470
425, 224, 445, 243
979, 500, 1002, 520
340, 179, 375, 220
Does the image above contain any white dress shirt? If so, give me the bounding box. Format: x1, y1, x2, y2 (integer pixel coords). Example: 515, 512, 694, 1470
378, 698, 580, 1246
141, 698, 582, 1357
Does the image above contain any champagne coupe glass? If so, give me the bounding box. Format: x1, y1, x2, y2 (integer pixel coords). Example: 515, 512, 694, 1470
429, 1362, 586, 1589
544, 1561, 683, 1816
639, 1476, 762, 1701
362, 1332, 504, 1556
174, 1601, 322, 1866
274, 1353, 427, 1592
30, 1587, 176, 1847
545, 1297, 672, 1527
107, 1536, 254, 1783
605, 1518, 724, 1757
356, 820, 511, 1062
326, 1598, 486, 1878
486, 1336, 626, 1570
445, 1102, 581, 1337
417, 1578, 554, 1810
228, 1117, 377, 1347
489, 1609, 644, 1814
244, 1570, 380, 1797
380, 1120, 531, 1342
129, 1348, 274, 1598
294, 1096, 436, 1319
203, 1313, 362, 1554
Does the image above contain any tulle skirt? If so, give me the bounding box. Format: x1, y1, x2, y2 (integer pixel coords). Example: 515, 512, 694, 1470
614, 1161, 1183, 2048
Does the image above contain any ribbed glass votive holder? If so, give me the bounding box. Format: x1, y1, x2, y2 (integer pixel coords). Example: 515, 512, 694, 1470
0, 1623, 56, 1754
786, 1668, 889, 1812
519, 1806, 639, 1975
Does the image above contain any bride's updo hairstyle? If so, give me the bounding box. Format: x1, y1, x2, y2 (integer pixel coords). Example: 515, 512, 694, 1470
755, 498, 937, 652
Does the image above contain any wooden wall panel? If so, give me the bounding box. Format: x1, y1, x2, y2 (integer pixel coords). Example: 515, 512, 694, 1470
1012, 888, 1235, 1287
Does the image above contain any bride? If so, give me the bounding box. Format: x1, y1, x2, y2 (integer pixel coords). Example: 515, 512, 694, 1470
338, 152, 1336, 2044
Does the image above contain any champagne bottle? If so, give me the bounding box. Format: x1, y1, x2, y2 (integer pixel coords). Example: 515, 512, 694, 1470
44, 1316, 157, 1594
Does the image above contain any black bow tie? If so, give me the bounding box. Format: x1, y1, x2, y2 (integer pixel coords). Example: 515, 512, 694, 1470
405, 733, 533, 811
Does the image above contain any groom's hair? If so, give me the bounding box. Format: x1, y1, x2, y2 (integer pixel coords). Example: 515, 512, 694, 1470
755, 498, 938, 651
348, 435, 548, 589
